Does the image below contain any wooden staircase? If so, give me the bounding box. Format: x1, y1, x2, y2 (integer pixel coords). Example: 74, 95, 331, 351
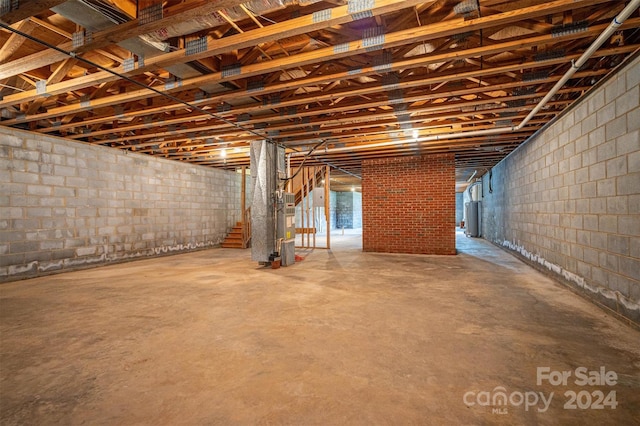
222, 222, 245, 248
223, 168, 251, 249
222, 207, 251, 249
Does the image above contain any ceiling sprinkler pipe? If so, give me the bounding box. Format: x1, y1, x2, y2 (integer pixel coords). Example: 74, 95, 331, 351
290, 0, 640, 157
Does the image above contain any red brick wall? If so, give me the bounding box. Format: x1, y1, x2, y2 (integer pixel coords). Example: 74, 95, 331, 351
362, 154, 456, 255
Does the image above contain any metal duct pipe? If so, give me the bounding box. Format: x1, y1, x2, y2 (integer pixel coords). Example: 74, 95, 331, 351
51, 0, 199, 79
142, 0, 320, 44
290, 0, 640, 157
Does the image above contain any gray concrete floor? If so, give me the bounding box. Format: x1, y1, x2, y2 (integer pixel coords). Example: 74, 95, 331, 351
1, 230, 639, 425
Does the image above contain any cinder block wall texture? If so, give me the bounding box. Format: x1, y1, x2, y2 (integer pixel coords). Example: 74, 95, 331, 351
362, 154, 456, 255
0, 127, 243, 282
481, 55, 639, 324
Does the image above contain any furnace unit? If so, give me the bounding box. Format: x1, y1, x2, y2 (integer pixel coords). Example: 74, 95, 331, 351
250, 140, 296, 267
277, 192, 296, 266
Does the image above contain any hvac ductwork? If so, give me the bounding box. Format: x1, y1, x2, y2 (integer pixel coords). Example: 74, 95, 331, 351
141, 0, 321, 44
51, 0, 321, 89
52, 0, 224, 81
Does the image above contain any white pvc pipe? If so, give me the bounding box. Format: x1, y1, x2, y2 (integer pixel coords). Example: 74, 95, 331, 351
291, 0, 640, 157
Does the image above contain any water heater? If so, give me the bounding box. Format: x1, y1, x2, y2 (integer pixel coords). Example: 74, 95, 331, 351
465, 201, 481, 237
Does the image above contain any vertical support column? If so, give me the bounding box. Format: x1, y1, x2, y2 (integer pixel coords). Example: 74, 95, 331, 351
241, 166, 246, 221
304, 167, 310, 248
286, 155, 292, 193
312, 166, 317, 249
250, 140, 280, 262
325, 165, 330, 250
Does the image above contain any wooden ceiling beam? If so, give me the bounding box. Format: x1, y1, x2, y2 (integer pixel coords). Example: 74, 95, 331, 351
29, 16, 72, 38
0, 0, 249, 76
84, 91, 576, 146
185, 133, 534, 166
296, 140, 531, 160
0, 19, 38, 62
65, 66, 599, 141
28, 43, 608, 133
266, 117, 549, 145
8, 19, 632, 127
274, 121, 545, 148
387, 0, 444, 33
74, 101, 571, 148
0, 0, 608, 109
135, 131, 531, 162
26, 58, 78, 114
0, 0, 68, 24
56, 96, 562, 147
0, 0, 429, 106
34, 47, 602, 134
0, 0, 428, 78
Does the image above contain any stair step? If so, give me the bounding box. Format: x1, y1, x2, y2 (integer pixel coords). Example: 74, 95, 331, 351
222, 242, 245, 248
222, 221, 250, 249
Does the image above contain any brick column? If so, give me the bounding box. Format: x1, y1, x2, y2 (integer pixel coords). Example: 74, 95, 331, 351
362, 154, 456, 255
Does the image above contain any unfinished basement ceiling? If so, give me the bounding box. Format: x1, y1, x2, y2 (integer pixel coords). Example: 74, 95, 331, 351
1, 0, 639, 189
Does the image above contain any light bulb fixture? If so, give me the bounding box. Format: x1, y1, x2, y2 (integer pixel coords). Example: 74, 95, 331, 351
351, 186, 355, 192
412, 130, 419, 139
220, 148, 227, 158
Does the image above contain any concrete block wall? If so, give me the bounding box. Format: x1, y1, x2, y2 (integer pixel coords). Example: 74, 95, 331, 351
353, 191, 362, 229
481, 55, 639, 323
362, 154, 456, 255
329, 191, 337, 230
335, 191, 362, 229
336, 192, 354, 229
0, 127, 243, 282
295, 190, 362, 232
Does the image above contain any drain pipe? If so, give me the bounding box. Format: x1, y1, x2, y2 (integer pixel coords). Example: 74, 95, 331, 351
290, 0, 640, 157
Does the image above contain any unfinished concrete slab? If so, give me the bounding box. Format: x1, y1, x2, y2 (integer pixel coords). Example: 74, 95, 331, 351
1, 232, 639, 424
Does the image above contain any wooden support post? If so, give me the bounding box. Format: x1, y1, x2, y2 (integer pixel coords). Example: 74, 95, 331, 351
325, 165, 330, 250
312, 166, 316, 249
304, 167, 312, 247
286, 155, 292, 193
301, 166, 306, 248
241, 166, 246, 222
